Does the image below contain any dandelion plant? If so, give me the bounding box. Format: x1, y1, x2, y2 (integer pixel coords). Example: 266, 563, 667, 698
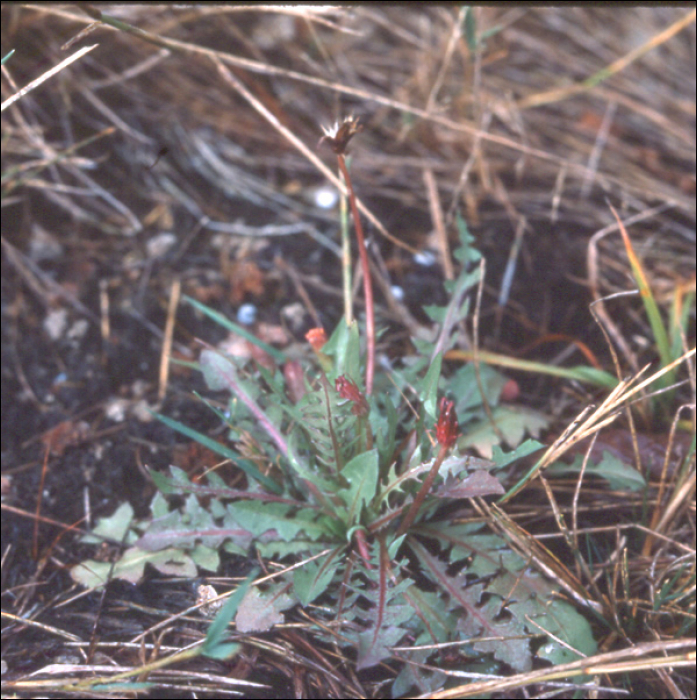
72, 115, 598, 696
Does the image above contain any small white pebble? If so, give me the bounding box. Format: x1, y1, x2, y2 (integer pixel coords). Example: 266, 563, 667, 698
67, 319, 89, 342
196, 583, 224, 617
132, 400, 154, 422
390, 285, 404, 301
237, 303, 257, 326
413, 249, 436, 267
313, 185, 339, 210
146, 232, 177, 258
105, 398, 129, 422
281, 302, 306, 331
44, 308, 68, 340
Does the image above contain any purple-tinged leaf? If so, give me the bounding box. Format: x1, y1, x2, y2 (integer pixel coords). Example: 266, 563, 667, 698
136, 494, 252, 551
150, 466, 306, 507
199, 348, 290, 462
434, 469, 504, 499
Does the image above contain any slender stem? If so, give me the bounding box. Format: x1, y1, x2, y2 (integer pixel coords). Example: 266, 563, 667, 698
339, 176, 353, 324
319, 372, 343, 474
353, 528, 373, 569
396, 444, 448, 538
357, 414, 374, 453
337, 154, 375, 395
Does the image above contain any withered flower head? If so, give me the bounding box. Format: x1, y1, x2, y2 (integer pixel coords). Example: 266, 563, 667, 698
435, 397, 459, 449
319, 115, 363, 155
335, 375, 369, 417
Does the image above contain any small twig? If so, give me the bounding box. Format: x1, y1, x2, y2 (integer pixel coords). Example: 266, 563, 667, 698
158, 278, 180, 404
1, 44, 98, 112
423, 167, 453, 280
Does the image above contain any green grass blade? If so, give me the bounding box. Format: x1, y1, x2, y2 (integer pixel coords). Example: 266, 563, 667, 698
611, 206, 673, 373
201, 567, 259, 659
445, 348, 618, 388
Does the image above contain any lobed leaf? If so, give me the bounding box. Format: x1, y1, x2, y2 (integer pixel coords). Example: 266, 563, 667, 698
294, 552, 343, 606
236, 585, 296, 633
71, 546, 197, 589
339, 448, 379, 518
410, 539, 533, 672
79, 501, 135, 545
460, 405, 549, 458
226, 500, 333, 542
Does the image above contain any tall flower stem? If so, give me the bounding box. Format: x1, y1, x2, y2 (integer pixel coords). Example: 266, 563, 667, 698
339, 177, 353, 325
336, 153, 375, 395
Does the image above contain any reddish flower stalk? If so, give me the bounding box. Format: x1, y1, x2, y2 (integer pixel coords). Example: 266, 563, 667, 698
396, 399, 459, 538
320, 117, 375, 395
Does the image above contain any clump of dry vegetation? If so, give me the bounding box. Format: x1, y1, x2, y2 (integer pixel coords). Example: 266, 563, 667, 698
1, 6, 694, 699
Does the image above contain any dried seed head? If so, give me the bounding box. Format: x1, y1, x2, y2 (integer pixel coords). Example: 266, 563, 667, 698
318, 115, 363, 155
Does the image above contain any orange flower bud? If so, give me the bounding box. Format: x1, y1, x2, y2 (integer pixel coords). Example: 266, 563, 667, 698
305, 327, 327, 352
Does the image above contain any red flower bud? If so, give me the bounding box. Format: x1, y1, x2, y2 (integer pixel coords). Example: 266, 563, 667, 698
435, 397, 459, 449
335, 375, 369, 417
